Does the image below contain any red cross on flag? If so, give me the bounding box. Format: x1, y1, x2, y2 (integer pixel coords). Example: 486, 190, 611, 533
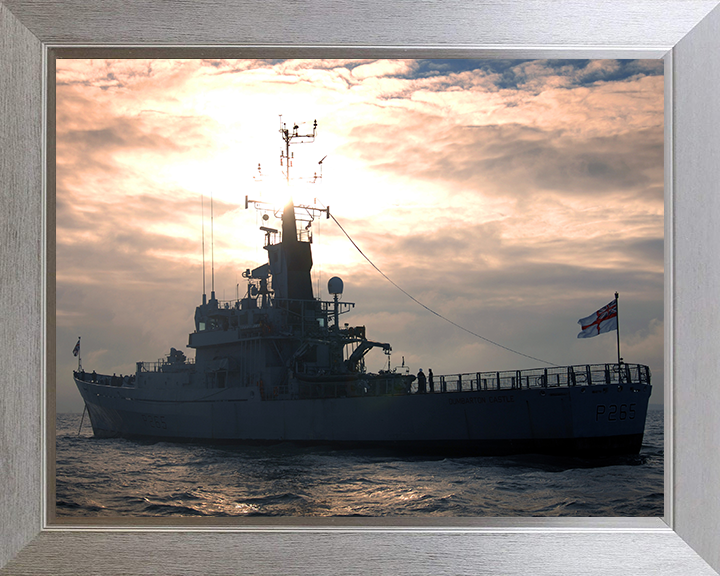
577, 299, 618, 338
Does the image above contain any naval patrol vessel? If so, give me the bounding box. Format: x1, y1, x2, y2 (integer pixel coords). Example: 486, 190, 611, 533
73, 119, 652, 457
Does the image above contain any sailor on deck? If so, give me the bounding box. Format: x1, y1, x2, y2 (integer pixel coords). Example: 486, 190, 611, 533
417, 368, 427, 393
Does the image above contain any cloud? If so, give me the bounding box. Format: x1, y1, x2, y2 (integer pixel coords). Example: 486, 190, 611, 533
350, 60, 420, 80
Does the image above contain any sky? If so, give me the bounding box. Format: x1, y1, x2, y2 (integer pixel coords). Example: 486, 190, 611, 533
55, 58, 664, 413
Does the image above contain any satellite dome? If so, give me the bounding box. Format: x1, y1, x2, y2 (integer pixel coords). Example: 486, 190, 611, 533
328, 276, 344, 295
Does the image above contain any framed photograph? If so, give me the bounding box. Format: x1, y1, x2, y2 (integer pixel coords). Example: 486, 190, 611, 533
51, 55, 665, 521
2, 1, 720, 574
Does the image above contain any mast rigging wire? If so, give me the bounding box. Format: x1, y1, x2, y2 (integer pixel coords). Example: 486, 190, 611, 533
328, 213, 558, 367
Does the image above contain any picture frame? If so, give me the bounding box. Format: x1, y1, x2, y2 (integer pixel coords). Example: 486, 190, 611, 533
2, 1, 720, 574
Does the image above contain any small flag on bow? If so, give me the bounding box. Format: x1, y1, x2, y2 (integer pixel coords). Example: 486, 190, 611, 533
72, 337, 81, 357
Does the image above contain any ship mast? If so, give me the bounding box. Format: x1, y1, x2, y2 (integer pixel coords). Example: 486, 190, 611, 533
201, 195, 206, 305
279, 116, 318, 187
246, 117, 330, 231
210, 191, 215, 301
245, 118, 330, 302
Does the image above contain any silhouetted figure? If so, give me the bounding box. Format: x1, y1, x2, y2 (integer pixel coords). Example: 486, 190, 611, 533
428, 369, 434, 393
417, 368, 427, 393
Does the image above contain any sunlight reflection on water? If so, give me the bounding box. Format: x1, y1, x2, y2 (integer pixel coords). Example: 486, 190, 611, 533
56, 408, 663, 517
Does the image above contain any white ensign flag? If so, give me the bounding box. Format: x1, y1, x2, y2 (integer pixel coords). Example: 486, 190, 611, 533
577, 300, 618, 339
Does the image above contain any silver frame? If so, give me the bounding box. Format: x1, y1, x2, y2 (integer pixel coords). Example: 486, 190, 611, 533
2, 1, 720, 574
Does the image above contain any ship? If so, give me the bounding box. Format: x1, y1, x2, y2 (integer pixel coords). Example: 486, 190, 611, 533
73, 119, 652, 458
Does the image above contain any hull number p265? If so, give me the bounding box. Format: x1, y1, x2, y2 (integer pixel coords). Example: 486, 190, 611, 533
596, 403, 636, 421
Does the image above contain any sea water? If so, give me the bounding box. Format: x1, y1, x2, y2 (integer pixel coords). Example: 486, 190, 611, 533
56, 407, 663, 517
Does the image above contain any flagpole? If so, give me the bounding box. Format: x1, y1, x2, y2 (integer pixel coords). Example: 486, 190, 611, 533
615, 291, 621, 380
74, 336, 82, 372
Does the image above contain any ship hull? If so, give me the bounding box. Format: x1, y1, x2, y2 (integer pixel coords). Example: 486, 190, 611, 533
75, 378, 651, 457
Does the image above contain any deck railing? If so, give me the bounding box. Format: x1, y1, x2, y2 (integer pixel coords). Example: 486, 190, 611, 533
423, 363, 650, 394
73, 370, 134, 387
291, 363, 650, 400
136, 357, 196, 373
78, 362, 650, 397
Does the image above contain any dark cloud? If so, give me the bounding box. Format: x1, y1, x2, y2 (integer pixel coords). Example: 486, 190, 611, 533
324, 212, 662, 302
623, 238, 664, 264
58, 113, 216, 159
55, 193, 234, 281
341, 119, 663, 201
